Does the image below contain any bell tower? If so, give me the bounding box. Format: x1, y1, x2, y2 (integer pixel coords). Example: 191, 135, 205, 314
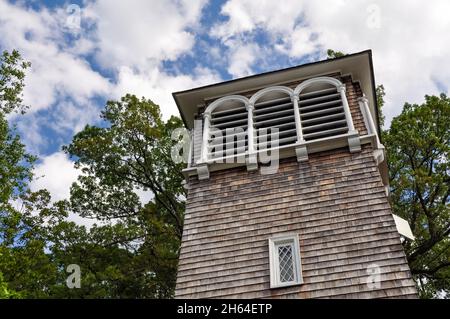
172, 51, 417, 298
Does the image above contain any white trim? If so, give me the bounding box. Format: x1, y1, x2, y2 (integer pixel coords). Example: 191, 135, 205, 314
293, 76, 343, 95
358, 95, 380, 148
182, 132, 379, 179
338, 85, 356, 132
204, 95, 249, 114
200, 112, 211, 163
291, 95, 304, 144
268, 234, 303, 288
203, 71, 342, 102
196, 76, 361, 176
187, 129, 193, 168
249, 85, 294, 105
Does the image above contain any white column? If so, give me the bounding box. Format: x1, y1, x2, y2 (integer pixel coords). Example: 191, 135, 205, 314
338, 84, 355, 132
200, 112, 211, 163
358, 95, 380, 145
292, 94, 308, 162
358, 94, 384, 164
339, 84, 360, 153
187, 129, 193, 168
291, 95, 304, 143
246, 103, 255, 154
246, 102, 258, 171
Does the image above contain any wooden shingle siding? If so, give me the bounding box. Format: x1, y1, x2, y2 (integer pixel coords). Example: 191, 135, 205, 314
176, 145, 417, 298
176, 76, 417, 299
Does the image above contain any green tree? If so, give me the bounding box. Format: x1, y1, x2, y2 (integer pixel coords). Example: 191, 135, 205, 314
63, 94, 185, 297
326, 49, 346, 59
0, 50, 34, 209
384, 94, 449, 298
1, 49, 186, 298
0, 50, 48, 298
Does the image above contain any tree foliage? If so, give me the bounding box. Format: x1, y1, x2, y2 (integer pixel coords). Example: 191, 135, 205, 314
0, 47, 448, 299
0, 49, 185, 298
62, 94, 186, 297
384, 94, 450, 298
326, 49, 346, 59
0, 50, 34, 210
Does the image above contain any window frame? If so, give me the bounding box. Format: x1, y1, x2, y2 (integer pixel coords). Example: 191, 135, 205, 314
268, 234, 303, 288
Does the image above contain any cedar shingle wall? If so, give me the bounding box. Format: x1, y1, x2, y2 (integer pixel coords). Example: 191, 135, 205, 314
176, 76, 417, 298
176, 147, 417, 298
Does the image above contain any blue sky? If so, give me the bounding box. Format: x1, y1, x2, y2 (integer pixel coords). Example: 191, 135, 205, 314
1, 0, 449, 223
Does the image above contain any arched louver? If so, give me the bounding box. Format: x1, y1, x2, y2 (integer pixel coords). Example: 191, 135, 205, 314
252, 89, 297, 151
199, 76, 356, 164
298, 83, 348, 141
208, 98, 248, 159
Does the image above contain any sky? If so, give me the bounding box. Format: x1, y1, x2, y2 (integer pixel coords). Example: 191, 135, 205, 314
1, 0, 449, 224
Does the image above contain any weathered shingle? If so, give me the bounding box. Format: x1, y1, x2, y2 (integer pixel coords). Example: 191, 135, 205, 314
175, 76, 417, 299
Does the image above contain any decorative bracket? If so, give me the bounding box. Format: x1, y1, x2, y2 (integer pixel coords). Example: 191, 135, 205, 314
373, 147, 385, 165
347, 130, 361, 153
246, 153, 258, 171
197, 164, 210, 180
295, 144, 308, 162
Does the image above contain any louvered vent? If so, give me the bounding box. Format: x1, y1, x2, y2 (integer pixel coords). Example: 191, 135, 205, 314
254, 93, 296, 151
201, 78, 352, 163
209, 101, 248, 159
299, 86, 348, 141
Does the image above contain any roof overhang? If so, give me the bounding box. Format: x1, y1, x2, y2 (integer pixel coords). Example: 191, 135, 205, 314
172, 50, 380, 137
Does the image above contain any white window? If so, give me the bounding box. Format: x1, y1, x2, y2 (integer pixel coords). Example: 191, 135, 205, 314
268, 234, 303, 288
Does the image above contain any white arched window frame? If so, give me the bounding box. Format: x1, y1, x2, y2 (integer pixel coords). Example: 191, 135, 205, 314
249, 86, 299, 140
293, 76, 355, 133
293, 76, 360, 154
200, 95, 250, 164
196, 76, 361, 179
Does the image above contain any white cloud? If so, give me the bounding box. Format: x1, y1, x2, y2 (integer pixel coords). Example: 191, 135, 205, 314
29, 151, 98, 228
212, 0, 302, 39
212, 0, 450, 124
134, 187, 154, 206
113, 65, 221, 118
226, 40, 259, 78
0, 0, 111, 112
30, 152, 78, 202
85, 0, 208, 70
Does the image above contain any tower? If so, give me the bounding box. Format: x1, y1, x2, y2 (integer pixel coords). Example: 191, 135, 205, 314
172, 50, 418, 298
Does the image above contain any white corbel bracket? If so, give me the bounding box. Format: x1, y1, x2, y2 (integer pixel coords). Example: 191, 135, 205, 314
347, 130, 361, 153
246, 153, 258, 171
197, 164, 210, 180
295, 145, 308, 162
373, 146, 385, 165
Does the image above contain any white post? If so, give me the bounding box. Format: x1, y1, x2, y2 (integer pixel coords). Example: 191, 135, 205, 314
187, 129, 193, 168
339, 84, 360, 153
246, 102, 258, 171
338, 84, 355, 132
291, 95, 304, 143
292, 94, 308, 162
200, 112, 211, 163
358, 95, 380, 147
